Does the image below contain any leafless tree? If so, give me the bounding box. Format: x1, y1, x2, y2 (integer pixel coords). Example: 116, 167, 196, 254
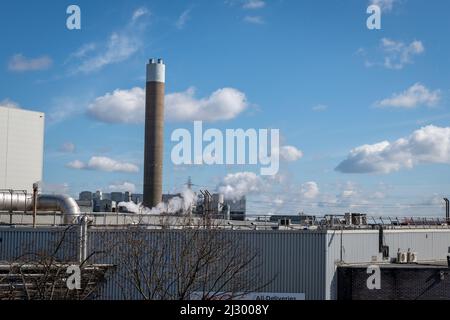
0, 225, 110, 300
102, 216, 273, 300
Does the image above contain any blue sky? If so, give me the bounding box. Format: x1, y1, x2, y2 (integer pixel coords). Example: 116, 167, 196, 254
1, 0, 449, 216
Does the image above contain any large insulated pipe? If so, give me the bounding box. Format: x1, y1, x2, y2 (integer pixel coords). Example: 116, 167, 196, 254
38, 194, 81, 224
0, 192, 34, 211
0, 192, 80, 224
143, 58, 165, 209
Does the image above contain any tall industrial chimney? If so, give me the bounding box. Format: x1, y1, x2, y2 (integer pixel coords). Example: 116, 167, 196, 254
143, 58, 165, 208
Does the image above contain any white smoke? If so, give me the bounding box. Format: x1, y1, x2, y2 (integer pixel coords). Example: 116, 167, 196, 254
180, 188, 196, 211
117, 201, 142, 214
118, 188, 197, 215
217, 172, 264, 200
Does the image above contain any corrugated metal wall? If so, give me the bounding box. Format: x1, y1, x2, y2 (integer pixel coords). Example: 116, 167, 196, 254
384, 229, 450, 261
325, 229, 450, 300
88, 229, 327, 300
3, 227, 449, 300
0, 226, 79, 262
0, 227, 328, 300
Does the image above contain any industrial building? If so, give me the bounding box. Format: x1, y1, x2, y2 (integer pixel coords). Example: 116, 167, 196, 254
0, 106, 44, 193
1, 215, 450, 300
1, 59, 450, 300
77, 189, 247, 220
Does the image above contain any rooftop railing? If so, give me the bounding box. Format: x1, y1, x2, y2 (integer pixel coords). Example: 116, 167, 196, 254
0, 211, 449, 230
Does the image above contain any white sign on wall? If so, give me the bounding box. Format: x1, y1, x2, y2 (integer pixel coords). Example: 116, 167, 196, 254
190, 292, 306, 301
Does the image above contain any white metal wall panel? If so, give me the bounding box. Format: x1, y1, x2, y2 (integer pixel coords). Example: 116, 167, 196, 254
384, 229, 450, 261
325, 229, 450, 300
0, 106, 44, 193
0, 108, 8, 189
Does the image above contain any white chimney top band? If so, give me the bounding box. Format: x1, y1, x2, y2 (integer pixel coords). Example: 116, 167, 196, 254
147, 61, 165, 83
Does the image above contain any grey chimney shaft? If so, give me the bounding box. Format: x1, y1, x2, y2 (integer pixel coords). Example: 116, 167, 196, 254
143, 59, 165, 208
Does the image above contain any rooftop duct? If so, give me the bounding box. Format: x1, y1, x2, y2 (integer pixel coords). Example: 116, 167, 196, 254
0, 191, 81, 224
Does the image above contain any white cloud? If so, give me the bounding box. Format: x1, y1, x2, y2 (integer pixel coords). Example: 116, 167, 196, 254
279, 146, 303, 162
336, 125, 450, 174
0, 99, 20, 109
380, 38, 424, 70
217, 172, 264, 200
71, 9, 148, 74
41, 182, 70, 195
59, 142, 76, 153
243, 16, 265, 24
87, 86, 248, 123
359, 38, 425, 70
243, 0, 266, 9
66, 160, 85, 170
107, 181, 136, 193
87, 87, 145, 124
47, 96, 88, 124
312, 104, 328, 112
301, 182, 319, 199
76, 33, 140, 74
376, 83, 441, 109
369, 0, 399, 12
66, 156, 139, 173
8, 54, 52, 72
176, 9, 191, 29
132, 7, 149, 22
166, 87, 248, 122
68, 43, 97, 60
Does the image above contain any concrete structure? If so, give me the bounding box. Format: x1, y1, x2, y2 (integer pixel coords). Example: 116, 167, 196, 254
0, 106, 44, 193
143, 58, 165, 209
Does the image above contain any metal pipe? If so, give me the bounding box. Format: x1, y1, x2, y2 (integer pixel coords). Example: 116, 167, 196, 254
78, 215, 88, 263
444, 198, 449, 222
0, 192, 80, 224
38, 194, 81, 224
33, 184, 38, 228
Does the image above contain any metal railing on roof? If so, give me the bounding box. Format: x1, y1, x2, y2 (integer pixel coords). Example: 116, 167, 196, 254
0, 211, 449, 230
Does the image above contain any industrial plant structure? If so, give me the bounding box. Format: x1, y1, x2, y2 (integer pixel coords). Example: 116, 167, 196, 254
143, 59, 165, 209
1, 59, 450, 301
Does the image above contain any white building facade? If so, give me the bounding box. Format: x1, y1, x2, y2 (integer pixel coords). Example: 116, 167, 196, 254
0, 106, 45, 193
